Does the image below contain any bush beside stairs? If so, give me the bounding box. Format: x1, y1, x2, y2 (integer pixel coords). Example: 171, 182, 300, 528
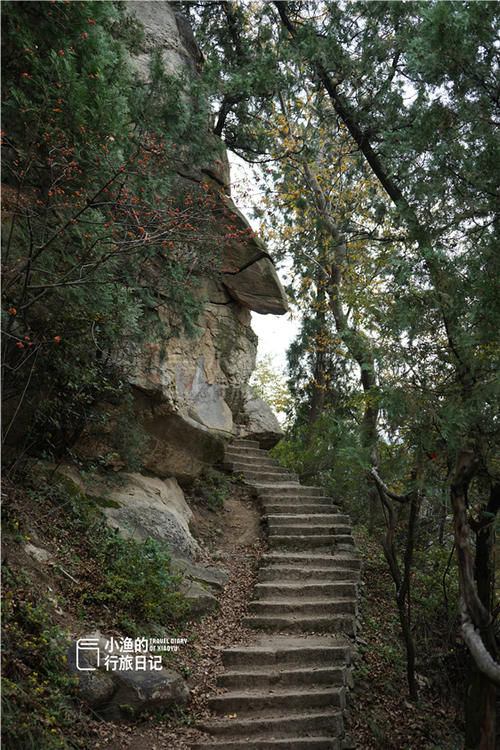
191, 438, 362, 750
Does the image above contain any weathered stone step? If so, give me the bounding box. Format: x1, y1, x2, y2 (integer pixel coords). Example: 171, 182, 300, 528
225, 448, 274, 461
261, 553, 362, 570
259, 566, 360, 583
257, 486, 325, 498
228, 465, 296, 480
208, 687, 345, 715
243, 471, 300, 483
221, 638, 351, 668
268, 535, 338, 550
264, 503, 338, 514
217, 664, 347, 690
192, 738, 340, 750
231, 439, 260, 449
267, 512, 350, 522
248, 598, 357, 617
197, 710, 344, 738
225, 457, 281, 471
268, 525, 352, 537
254, 582, 357, 599
243, 613, 356, 635
192, 739, 340, 750
225, 454, 289, 468
200, 441, 359, 750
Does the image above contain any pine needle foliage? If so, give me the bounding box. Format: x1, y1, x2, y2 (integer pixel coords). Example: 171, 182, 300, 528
1, 1, 219, 468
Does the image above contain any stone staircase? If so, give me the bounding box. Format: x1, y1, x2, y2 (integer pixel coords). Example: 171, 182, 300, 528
191, 439, 361, 750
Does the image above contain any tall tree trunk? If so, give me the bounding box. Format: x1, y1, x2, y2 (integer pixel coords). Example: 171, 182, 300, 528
307, 346, 326, 426
465, 483, 500, 749
376, 480, 420, 700
307, 278, 328, 427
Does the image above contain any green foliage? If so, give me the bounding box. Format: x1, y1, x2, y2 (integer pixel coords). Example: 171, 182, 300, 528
412, 540, 460, 670
1, 468, 193, 745
249, 354, 291, 422
192, 469, 230, 512
272, 411, 369, 518
1, 0, 219, 469
2, 581, 79, 749
109, 395, 151, 473
85, 534, 190, 629
187, 3, 499, 731
23, 471, 190, 632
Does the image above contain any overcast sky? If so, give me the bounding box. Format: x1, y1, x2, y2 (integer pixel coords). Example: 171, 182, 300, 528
252, 310, 298, 375
229, 153, 298, 376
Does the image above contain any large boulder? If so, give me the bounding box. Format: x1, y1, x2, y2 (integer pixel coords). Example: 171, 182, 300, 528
238, 389, 284, 449
99, 473, 202, 560
129, 299, 257, 481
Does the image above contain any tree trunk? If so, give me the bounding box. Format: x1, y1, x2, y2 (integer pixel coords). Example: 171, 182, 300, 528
464, 484, 500, 749
307, 340, 326, 426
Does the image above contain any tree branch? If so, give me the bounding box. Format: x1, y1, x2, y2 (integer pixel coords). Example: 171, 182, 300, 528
460, 598, 500, 686
370, 466, 411, 503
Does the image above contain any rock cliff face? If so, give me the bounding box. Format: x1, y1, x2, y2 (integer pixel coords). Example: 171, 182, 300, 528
122, 2, 287, 482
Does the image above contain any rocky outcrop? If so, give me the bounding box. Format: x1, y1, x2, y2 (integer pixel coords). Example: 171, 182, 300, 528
115, 1, 288, 484
130, 293, 258, 481
238, 388, 285, 449
49, 466, 229, 616
100, 473, 202, 560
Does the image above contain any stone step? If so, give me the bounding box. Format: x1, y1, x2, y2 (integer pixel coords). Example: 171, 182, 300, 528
244, 471, 300, 484
225, 456, 281, 470
225, 448, 273, 460
261, 506, 338, 516
248, 598, 357, 617
268, 525, 352, 537
208, 687, 346, 715
228, 465, 295, 480
192, 739, 340, 750
217, 664, 347, 690
192, 739, 341, 750
259, 566, 360, 583
254, 582, 357, 599
268, 535, 337, 550
225, 454, 289, 469
267, 513, 350, 525
269, 537, 355, 551
261, 553, 362, 570
231, 439, 261, 449
197, 710, 344, 739
243, 614, 356, 636
267, 506, 351, 525
199, 441, 358, 750
221, 639, 351, 668
257, 486, 324, 498
225, 448, 279, 460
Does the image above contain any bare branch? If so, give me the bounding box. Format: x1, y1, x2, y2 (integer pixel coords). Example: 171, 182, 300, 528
370, 466, 411, 503
460, 599, 500, 686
